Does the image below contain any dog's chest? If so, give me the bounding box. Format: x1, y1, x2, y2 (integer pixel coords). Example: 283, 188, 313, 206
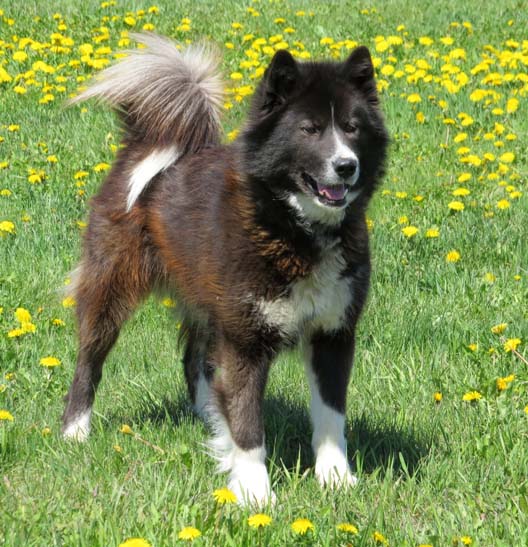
257, 247, 352, 336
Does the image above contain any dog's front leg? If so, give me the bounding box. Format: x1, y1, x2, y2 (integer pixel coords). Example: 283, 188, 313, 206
304, 330, 358, 488
209, 337, 274, 507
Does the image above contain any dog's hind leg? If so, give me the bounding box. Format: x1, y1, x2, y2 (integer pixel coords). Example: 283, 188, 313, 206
62, 253, 151, 441
182, 323, 214, 417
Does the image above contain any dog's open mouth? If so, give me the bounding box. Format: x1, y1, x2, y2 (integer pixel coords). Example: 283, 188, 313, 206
302, 172, 348, 207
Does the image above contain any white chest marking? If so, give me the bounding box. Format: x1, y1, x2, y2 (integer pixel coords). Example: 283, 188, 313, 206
258, 248, 352, 336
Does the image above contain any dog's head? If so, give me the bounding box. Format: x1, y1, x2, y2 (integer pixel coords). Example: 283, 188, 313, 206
242, 47, 388, 226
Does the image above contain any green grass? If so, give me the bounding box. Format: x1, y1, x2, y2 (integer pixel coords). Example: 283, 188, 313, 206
1, 0, 527, 545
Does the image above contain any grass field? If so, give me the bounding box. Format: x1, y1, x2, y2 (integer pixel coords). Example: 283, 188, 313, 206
1, 0, 527, 545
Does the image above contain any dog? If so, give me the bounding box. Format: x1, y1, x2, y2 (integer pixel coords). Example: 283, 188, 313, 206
62, 33, 388, 506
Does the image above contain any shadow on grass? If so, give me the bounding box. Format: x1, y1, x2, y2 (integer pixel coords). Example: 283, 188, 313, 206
125, 393, 431, 481
264, 397, 432, 480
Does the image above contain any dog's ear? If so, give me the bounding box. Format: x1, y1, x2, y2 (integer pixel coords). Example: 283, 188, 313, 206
342, 46, 378, 102
261, 50, 299, 112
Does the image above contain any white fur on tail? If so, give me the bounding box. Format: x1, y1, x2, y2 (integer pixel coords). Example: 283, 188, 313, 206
127, 146, 179, 211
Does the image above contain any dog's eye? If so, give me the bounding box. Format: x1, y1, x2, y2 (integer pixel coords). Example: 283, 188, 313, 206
301, 124, 320, 135
343, 122, 358, 135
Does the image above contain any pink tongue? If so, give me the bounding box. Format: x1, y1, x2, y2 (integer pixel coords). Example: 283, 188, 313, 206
316, 182, 346, 201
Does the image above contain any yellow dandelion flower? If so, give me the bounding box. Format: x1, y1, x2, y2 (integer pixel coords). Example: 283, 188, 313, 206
496, 375, 514, 391
416, 111, 425, 123
119, 539, 151, 547
402, 226, 419, 238
52, 318, 66, 327
457, 173, 471, 183
0, 220, 16, 235
62, 296, 76, 307
213, 487, 237, 504
446, 250, 461, 263
460, 536, 473, 545
491, 323, 507, 334
483, 272, 496, 283
40, 356, 61, 367
469, 89, 485, 102
373, 530, 389, 544
178, 527, 201, 541
120, 424, 134, 435
452, 187, 470, 196
462, 391, 482, 402
407, 93, 421, 103
291, 518, 314, 535
28, 173, 43, 184
21, 322, 36, 334
434, 392, 443, 402
425, 228, 439, 238
337, 523, 359, 534
15, 308, 31, 324
13, 50, 28, 62
504, 338, 521, 352
506, 98, 518, 113
448, 201, 465, 211
419, 36, 434, 46
0, 410, 14, 421
499, 152, 514, 163
454, 132, 467, 143
42, 427, 51, 436
248, 513, 272, 528
93, 162, 110, 172
496, 199, 510, 210
0, 67, 13, 83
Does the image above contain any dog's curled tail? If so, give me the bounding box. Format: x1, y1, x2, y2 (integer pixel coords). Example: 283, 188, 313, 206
71, 34, 224, 210
71, 33, 224, 149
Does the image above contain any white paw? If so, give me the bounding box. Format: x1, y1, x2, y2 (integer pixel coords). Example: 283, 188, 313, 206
62, 409, 92, 441
227, 446, 275, 507
228, 469, 276, 507
315, 444, 357, 488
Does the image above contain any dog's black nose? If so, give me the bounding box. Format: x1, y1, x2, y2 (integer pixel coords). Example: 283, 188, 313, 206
333, 157, 358, 179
